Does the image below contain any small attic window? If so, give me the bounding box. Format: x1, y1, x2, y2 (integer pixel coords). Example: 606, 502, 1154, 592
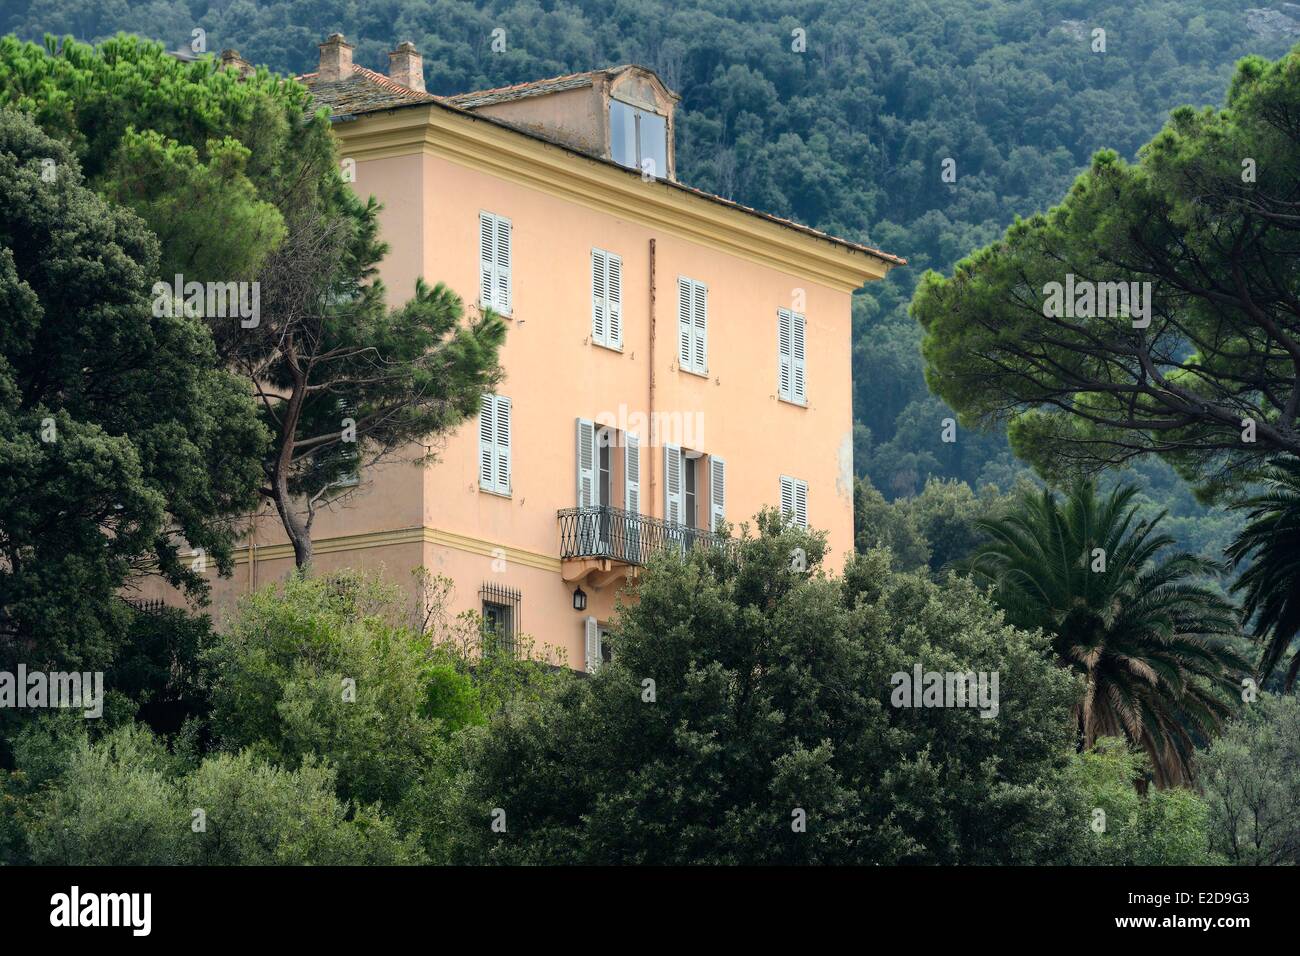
610, 100, 667, 178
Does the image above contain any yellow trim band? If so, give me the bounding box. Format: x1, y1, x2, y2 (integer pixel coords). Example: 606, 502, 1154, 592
230, 526, 562, 573
334, 105, 894, 292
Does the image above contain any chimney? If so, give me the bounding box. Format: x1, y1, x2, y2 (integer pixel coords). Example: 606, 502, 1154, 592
317, 33, 353, 83
219, 49, 253, 77
387, 41, 425, 92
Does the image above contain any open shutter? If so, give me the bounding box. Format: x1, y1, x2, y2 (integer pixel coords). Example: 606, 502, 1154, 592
591, 250, 607, 345
584, 616, 600, 673
624, 433, 640, 514
709, 456, 726, 532
663, 444, 682, 525
795, 479, 808, 528
494, 396, 511, 494
478, 395, 496, 490
607, 253, 622, 348
478, 213, 495, 309
692, 281, 708, 373
780, 475, 796, 523
576, 418, 596, 507
778, 309, 793, 399
494, 216, 511, 314
791, 312, 806, 401
677, 277, 692, 368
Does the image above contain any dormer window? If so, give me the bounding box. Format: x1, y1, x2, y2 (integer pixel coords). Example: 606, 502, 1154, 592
610, 100, 667, 178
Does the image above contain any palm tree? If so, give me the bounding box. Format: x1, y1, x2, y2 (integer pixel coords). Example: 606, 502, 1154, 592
964, 481, 1246, 788
1227, 457, 1300, 690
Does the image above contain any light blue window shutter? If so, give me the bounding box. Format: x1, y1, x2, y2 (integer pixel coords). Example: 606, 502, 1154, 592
479, 213, 495, 310
624, 432, 640, 515
795, 479, 808, 528
607, 253, 622, 348
591, 249, 607, 345
663, 444, 682, 524
709, 456, 726, 532
576, 418, 596, 507
584, 616, 600, 672
792, 311, 806, 402
691, 281, 708, 373
780, 475, 796, 523
677, 277, 692, 368
494, 215, 511, 315
778, 308, 793, 400
494, 396, 511, 494
478, 395, 496, 490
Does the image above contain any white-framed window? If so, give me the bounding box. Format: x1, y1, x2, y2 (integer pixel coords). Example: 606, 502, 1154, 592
677, 276, 708, 375
780, 475, 808, 528
778, 308, 806, 404
478, 394, 512, 495
609, 100, 667, 178
479, 211, 512, 315
591, 248, 623, 350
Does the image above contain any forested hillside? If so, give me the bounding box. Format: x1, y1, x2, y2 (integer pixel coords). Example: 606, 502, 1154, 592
5, 0, 1296, 539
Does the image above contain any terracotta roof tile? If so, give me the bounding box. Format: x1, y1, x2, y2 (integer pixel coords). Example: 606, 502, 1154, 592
298, 65, 439, 115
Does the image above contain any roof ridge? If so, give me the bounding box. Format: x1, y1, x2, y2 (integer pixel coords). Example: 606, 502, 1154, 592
296, 65, 441, 102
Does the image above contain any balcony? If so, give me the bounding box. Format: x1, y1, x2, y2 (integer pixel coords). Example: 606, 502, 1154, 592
557, 505, 732, 584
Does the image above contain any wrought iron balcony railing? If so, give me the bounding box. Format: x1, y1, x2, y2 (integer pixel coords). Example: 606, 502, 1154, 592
558, 505, 733, 565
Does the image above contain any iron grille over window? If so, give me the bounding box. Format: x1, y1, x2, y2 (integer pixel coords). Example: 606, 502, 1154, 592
479, 582, 522, 658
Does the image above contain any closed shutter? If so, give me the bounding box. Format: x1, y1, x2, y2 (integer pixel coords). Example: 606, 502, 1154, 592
709, 456, 726, 532
778, 309, 793, 399
576, 418, 597, 507
794, 478, 808, 528
677, 277, 692, 368
691, 281, 708, 373
591, 249, 607, 345
780, 475, 796, 523
607, 253, 622, 348
791, 311, 806, 401
494, 396, 511, 494
479, 213, 495, 310
584, 616, 600, 673
494, 215, 511, 315
663, 444, 682, 525
478, 396, 495, 490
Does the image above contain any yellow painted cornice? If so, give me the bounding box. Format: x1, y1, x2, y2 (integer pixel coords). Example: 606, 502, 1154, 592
333, 105, 900, 292
230, 525, 562, 572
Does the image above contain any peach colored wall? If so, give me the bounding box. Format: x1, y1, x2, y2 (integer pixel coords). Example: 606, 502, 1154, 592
136, 114, 858, 671
402, 150, 855, 560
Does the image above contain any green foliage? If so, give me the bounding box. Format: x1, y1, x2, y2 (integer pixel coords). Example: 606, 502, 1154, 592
853, 475, 931, 571
106, 605, 217, 738
206, 571, 462, 811
0, 108, 265, 670
1069, 737, 1214, 865
913, 43, 1300, 498
1200, 692, 1300, 865
1227, 459, 1300, 688
450, 511, 1085, 864
0, 35, 505, 566
964, 481, 1247, 786
1, 3, 1284, 505
18, 723, 422, 865
855, 475, 1017, 574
